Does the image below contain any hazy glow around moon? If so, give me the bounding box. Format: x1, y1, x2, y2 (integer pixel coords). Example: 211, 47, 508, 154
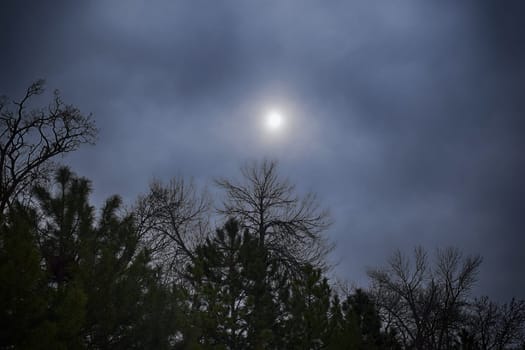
266, 110, 284, 130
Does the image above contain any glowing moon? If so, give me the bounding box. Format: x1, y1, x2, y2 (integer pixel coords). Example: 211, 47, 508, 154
266, 110, 284, 131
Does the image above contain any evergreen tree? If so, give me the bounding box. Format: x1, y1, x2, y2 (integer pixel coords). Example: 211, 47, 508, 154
184, 219, 259, 349
325, 294, 360, 350
281, 265, 332, 349
81, 196, 176, 349
325, 289, 401, 350
343, 289, 387, 350
184, 218, 298, 349
0, 204, 63, 349
1, 167, 178, 348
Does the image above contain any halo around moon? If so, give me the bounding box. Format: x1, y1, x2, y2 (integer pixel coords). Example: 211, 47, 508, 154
265, 110, 284, 131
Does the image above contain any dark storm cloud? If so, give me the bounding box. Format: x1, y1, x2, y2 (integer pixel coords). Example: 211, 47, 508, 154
1, 0, 524, 300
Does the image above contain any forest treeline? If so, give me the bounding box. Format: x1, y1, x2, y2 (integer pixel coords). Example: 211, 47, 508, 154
1, 82, 524, 349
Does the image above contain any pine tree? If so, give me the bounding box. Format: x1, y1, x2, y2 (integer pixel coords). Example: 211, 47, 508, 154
184, 219, 255, 349
1, 167, 179, 348
281, 265, 332, 349
0, 204, 63, 349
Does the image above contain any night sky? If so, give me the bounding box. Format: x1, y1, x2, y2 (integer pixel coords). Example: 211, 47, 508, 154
1, 1, 524, 300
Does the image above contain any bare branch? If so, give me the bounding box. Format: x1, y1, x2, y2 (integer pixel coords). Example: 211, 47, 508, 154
466, 296, 525, 349
134, 177, 211, 281
368, 246, 482, 349
216, 159, 333, 272
0, 80, 98, 216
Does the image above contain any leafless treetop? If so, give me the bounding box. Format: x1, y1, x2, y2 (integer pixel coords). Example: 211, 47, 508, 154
368, 246, 483, 350
0, 80, 97, 215
134, 177, 211, 280
216, 159, 332, 271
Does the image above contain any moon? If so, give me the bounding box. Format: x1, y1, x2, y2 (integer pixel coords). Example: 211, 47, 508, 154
265, 110, 284, 131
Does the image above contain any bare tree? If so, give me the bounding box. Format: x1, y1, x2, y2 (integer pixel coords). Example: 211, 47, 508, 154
367, 246, 482, 350
0, 80, 97, 215
215, 159, 332, 272
134, 177, 210, 280
466, 296, 525, 350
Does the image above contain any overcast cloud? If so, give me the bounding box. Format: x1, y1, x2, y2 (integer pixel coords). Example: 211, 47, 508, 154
1, 0, 524, 300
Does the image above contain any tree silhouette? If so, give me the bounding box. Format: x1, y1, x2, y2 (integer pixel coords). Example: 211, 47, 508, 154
1, 167, 177, 348
465, 296, 525, 349
183, 219, 254, 349
135, 177, 210, 281
216, 159, 332, 273
0, 80, 97, 216
368, 246, 483, 350
0, 204, 61, 348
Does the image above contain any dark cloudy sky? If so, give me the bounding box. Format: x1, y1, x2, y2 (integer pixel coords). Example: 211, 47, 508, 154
2, 1, 524, 300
